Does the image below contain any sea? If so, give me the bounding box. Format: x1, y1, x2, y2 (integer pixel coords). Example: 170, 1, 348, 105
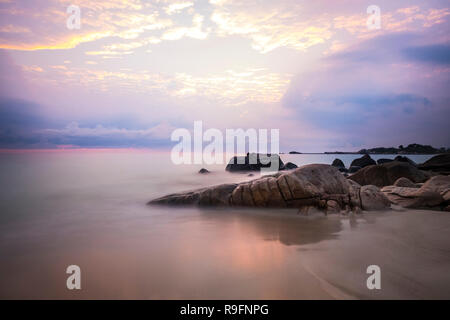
1, 150, 449, 299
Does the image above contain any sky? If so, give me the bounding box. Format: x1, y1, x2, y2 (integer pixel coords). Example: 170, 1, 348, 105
0, 0, 449, 152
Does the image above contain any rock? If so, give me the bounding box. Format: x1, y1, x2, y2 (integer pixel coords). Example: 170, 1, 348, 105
348, 161, 428, 187
225, 153, 285, 172
284, 162, 298, 170
360, 185, 391, 211
326, 200, 341, 214
394, 156, 417, 166
377, 158, 394, 165
331, 158, 347, 172
248, 173, 254, 177
350, 154, 376, 169
332, 158, 345, 168
149, 164, 391, 212
347, 179, 362, 209
198, 168, 210, 174
393, 177, 418, 188
381, 175, 450, 209
418, 153, 450, 175
443, 189, 450, 202
289, 151, 302, 154
349, 166, 361, 173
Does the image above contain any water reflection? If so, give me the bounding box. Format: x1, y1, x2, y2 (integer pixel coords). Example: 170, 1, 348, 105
197, 208, 343, 246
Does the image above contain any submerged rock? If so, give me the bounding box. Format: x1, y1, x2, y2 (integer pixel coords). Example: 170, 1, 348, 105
149, 164, 390, 212
198, 168, 210, 174
381, 175, 450, 209
350, 154, 376, 169
348, 161, 429, 187
225, 153, 285, 172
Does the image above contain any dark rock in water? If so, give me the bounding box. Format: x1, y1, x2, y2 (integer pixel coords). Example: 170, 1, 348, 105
289, 151, 302, 154
377, 158, 394, 165
248, 173, 254, 177
149, 164, 391, 212
350, 154, 376, 168
225, 153, 285, 172
331, 158, 347, 172
198, 168, 210, 174
381, 175, 450, 209
284, 162, 298, 170
332, 158, 345, 168
418, 153, 450, 175
349, 166, 361, 173
348, 161, 430, 187
394, 156, 417, 166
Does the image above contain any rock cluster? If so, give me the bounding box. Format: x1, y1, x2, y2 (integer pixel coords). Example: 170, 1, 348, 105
225, 153, 285, 172
418, 153, 450, 175
149, 164, 390, 213
150, 154, 450, 213
381, 175, 450, 210
348, 161, 430, 187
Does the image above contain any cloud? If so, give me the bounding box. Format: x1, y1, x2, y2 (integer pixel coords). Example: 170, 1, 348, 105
281, 27, 450, 149
0, 96, 178, 148
0, 0, 172, 50
210, 3, 333, 53
402, 44, 450, 65
162, 14, 209, 40
37, 121, 176, 147
164, 1, 194, 15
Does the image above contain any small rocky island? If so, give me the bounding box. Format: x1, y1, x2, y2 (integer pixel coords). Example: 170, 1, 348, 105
149, 153, 450, 213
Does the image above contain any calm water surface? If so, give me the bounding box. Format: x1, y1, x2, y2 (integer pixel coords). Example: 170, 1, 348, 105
1, 150, 449, 299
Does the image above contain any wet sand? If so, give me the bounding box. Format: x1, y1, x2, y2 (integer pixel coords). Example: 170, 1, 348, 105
1, 207, 450, 299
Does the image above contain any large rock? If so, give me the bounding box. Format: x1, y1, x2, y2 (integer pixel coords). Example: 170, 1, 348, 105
149, 164, 391, 212
348, 161, 429, 187
360, 185, 391, 211
418, 153, 450, 175
381, 175, 450, 209
332, 158, 347, 172
350, 154, 376, 168
349, 166, 361, 173
225, 153, 285, 172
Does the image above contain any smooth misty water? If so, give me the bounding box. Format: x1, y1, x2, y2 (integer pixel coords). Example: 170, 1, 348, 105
1, 150, 450, 299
